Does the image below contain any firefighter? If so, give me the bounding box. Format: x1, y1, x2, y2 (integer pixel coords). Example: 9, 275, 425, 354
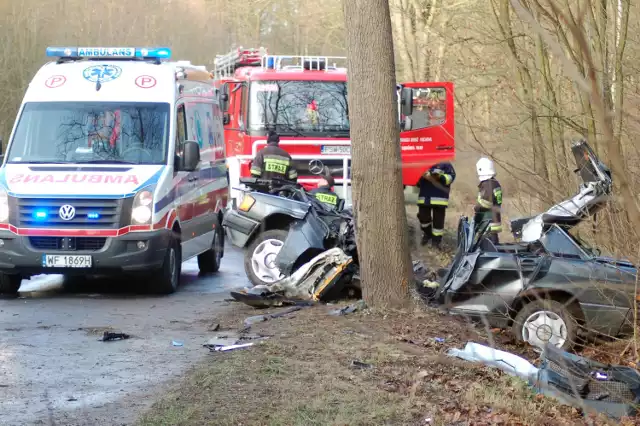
250, 130, 298, 181
417, 162, 456, 247
309, 174, 341, 209
473, 157, 503, 244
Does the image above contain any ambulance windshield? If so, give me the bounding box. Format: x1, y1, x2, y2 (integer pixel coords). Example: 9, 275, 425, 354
248, 80, 349, 136
7, 102, 170, 165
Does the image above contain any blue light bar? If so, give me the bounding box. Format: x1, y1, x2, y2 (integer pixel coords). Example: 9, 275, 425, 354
45, 47, 172, 60
87, 212, 101, 220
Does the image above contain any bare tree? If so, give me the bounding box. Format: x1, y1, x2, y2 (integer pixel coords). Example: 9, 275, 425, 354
342, 0, 412, 308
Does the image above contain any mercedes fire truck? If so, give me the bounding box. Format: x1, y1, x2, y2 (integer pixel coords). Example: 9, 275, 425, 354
213, 47, 455, 205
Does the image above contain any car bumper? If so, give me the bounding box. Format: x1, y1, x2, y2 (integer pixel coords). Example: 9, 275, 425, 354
222, 209, 259, 248
0, 229, 171, 276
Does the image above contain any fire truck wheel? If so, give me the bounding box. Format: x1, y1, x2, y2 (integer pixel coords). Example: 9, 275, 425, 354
0, 273, 22, 296
152, 238, 182, 295
244, 229, 288, 287
198, 221, 224, 274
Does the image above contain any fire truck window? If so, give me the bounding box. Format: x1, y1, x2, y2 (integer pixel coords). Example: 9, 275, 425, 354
176, 104, 187, 156
407, 87, 447, 130
248, 81, 349, 136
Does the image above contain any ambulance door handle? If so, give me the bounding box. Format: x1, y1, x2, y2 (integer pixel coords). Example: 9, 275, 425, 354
188, 176, 198, 182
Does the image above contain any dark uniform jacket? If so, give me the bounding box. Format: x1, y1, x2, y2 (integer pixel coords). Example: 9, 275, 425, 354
250, 144, 298, 181
474, 177, 503, 232
417, 162, 456, 207
309, 186, 340, 209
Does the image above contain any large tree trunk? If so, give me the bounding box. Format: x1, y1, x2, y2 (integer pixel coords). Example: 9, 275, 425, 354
342, 0, 412, 308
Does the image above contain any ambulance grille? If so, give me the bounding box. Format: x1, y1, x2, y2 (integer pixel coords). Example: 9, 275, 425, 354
16, 198, 122, 228
28, 237, 107, 251
290, 158, 352, 179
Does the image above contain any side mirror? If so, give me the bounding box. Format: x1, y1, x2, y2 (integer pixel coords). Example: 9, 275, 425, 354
308, 159, 325, 175
220, 93, 229, 102
401, 87, 413, 116
223, 113, 230, 125
402, 117, 413, 131
182, 141, 200, 171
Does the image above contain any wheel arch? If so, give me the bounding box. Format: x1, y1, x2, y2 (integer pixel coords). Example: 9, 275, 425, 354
509, 288, 586, 328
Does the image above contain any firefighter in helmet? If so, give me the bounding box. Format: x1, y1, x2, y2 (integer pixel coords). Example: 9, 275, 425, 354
473, 157, 503, 244
250, 130, 298, 182
417, 162, 456, 247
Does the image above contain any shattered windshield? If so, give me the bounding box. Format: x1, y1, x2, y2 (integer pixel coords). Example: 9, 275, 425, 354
248, 80, 349, 137
540, 226, 589, 260
7, 102, 170, 165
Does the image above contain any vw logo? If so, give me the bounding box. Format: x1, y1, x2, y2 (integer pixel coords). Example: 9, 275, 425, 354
308, 159, 325, 175
59, 205, 76, 221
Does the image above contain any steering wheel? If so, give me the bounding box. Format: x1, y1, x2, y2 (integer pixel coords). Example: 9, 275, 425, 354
121, 146, 154, 162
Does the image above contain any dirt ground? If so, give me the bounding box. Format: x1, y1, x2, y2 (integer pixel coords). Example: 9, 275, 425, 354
138, 212, 640, 426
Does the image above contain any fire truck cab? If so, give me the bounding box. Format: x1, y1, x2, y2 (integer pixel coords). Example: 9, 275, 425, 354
214, 47, 455, 206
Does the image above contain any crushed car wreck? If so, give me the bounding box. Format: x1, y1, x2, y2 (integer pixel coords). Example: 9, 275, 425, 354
432, 140, 637, 350
231, 247, 359, 308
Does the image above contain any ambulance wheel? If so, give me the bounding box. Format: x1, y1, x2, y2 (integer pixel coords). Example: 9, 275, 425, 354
0, 273, 22, 296
244, 229, 288, 287
152, 238, 181, 295
198, 221, 224, 274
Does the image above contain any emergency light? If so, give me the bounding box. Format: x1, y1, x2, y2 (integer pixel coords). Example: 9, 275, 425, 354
45, 47, 172, 60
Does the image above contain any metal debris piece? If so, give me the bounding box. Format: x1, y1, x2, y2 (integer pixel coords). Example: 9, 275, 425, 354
212, 342, 254, 352
243, 306, 305, 327
172, 340, 184, 347
350, 360, 373, 369
328, 299, 366, 316
100, 332, 130, 342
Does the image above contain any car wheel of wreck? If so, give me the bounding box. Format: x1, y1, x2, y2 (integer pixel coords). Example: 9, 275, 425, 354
512, 299, 580, 351
244, 229, 287, 287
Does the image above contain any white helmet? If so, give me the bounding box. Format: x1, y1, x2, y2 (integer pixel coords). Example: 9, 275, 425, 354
476, 157, 496, 181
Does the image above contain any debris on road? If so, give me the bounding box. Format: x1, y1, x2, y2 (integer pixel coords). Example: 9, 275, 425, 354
100, 331, 130, 342
243, 306, 307, 327
328, 299, 366, 316
211, 342, 255, 352
203, 331, 269, 352
434, 337, 445, 343
171, 340, 184, 347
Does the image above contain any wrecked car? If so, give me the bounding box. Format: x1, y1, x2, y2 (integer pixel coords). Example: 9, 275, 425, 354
434, 140, 637, 350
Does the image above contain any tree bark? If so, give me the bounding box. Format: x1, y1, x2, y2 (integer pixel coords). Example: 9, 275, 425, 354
342, 0, 412, 308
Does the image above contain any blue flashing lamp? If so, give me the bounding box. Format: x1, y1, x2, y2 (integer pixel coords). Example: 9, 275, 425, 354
87, 212, 101, 220
33, 210, 48, 220
266, 56, 276, 69
46, 47, 172, 60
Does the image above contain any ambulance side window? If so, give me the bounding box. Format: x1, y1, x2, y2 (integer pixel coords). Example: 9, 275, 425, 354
175, 104, 186, 157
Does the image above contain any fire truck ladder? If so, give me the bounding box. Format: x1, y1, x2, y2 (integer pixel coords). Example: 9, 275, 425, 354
213, 46, 267, 79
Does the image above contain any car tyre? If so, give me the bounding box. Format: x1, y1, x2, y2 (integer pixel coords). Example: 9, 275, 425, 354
152, 238, 181, 295
0, 273, 21, 296
512, 299, 580, 351
244, 229, 288, 287
198, 221, 224, 274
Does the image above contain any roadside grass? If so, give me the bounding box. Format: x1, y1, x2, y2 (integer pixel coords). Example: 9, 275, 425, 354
137, 303, 623, 426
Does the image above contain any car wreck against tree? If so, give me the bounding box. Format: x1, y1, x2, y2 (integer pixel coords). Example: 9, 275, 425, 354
433, 140, 637, 351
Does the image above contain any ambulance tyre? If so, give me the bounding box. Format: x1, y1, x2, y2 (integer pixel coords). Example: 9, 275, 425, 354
0, 273, 21, 296
198, 220, 224, 274
152, 238, 182, 295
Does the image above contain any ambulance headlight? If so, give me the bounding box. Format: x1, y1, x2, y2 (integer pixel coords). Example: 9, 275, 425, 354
131, 189, 153, 225
0, 188, 8, 223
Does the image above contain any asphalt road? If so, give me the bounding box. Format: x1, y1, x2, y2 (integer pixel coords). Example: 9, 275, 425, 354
0, 244, 249, 426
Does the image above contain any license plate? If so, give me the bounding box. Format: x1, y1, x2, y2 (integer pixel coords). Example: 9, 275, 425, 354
321, 145, 350, 155
42, 254, 92, 268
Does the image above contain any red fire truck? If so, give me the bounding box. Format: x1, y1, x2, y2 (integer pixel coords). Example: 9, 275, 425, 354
213, 47, 455, 205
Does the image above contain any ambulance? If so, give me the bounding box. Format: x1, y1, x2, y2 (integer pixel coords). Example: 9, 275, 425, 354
0, 47, 229, 295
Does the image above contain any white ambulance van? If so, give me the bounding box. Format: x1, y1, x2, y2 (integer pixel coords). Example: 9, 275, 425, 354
0, 47, 228, 295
